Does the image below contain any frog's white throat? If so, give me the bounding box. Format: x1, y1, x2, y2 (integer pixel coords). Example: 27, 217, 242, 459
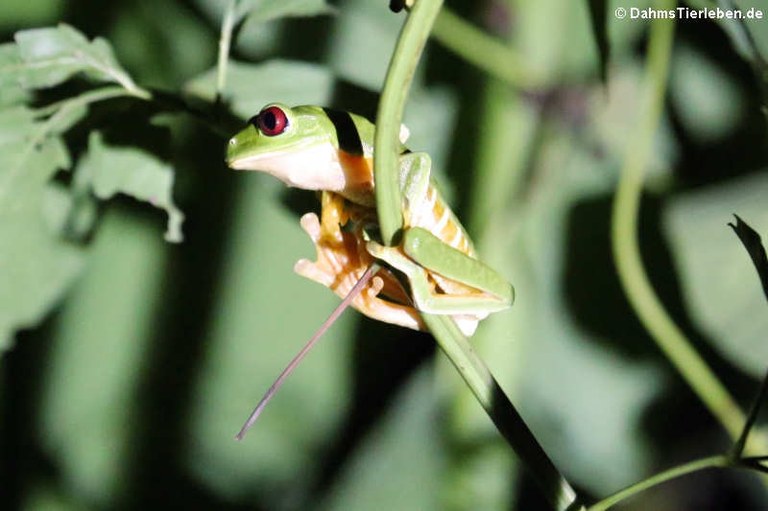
231, 143, 346, 192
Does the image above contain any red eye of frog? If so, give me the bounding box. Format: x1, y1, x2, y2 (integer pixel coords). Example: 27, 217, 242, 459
253, 106, 288, 136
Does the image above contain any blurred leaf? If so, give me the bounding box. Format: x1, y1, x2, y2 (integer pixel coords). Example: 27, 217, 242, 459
708, 0, 768, 80
10, 24, 140, 92
402, 87, 457, 182
76, 132, 184, 243
586, 0, 609, 83
664, 171, 768, 378
591, 62, 677, 181
185, 59, 334, 118
0, 209, 83, 350
321, 367, 444, 511
237, 0, 333, 24
40, 208, 167, 504
669, 43, 745, 144
21, 480, 84, 511
328, 0, 401, 90
476, 96, 661, 494
186, 177, 354, 502
0, 0, 64, 29
515, 0, 600, 82
729, 214, 768, 303
109, 0, 214, 88
0, 106, 83, 350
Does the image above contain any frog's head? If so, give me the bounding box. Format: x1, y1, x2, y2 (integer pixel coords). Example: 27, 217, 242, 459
226, 104, 346, 192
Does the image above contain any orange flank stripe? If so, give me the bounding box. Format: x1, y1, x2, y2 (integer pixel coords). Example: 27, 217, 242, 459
338, 151, 374, 191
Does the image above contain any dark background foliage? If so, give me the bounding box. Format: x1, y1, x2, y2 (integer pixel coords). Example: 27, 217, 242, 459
1, 0, 767, 509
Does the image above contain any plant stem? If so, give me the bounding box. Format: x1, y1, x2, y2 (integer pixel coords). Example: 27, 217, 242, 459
216, 0, 238, 102
423, 314, 583, 511
375, 4, 582, 509
32, 86, 138, 118
588, 455, 730, 511
374, 0, 443, 244
610, 0, 748, 441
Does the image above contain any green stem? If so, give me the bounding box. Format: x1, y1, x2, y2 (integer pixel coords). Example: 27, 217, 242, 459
374, 0, 444, 244
423, 314, 583, 511
32, 86, 138, 118
588, 455, 730, 511
216, 0, 238, 101
375, 4, 582, 509
431, 7, 542, 89
610, 0, 747, 441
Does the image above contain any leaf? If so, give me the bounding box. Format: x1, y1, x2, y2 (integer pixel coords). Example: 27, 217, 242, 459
321, 367, 444, 511
236, 0, 334, 24
0, 106, 72, 219
186, 177, 354, 500
0, 43, 26, 103
76, 132, 185, 243
664, 171, 768, 377
185, 59, 334, 118
39, 209, 167, 503
669, 43, 745, 144
729, 214, 768, 304
0, 210, 84, 350
326, 0, 402, 90
10, 23, 139, 92
0, 107, 83, 350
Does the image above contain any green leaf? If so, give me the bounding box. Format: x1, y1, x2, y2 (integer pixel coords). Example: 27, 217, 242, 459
0, 0, 65, 29
729, 214, 768, 304
77, 132, 184, 243
321, 367, 444, 511
10, 24, 141, 94
0, 106, 72, 213
0, 210, 83, 350
669, 43, 745, 144
40, 208, 167, 502
327, 0, 402, 90
185, 59, 334, 118
0, 107, 82, 350
664, 171, 768, 378
0, 43, 23, 92
186, 177, 354, 501
236, 0, 334, 24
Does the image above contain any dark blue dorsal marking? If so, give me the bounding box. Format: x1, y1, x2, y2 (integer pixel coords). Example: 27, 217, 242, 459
323, 108, 364, 156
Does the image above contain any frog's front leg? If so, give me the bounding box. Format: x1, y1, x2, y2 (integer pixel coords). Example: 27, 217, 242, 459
294, 212, 425, 331
366, 227, 514, 316
318, 191, 348, 243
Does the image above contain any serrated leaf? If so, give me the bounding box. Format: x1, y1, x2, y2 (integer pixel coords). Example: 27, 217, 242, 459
236, 0, 333, 24
185, 59, 333, 119
0, 107, 82, 350
11, 23, 139, 92
77, 132, 184, 243
0, 106, 71, 214
0, 43, 23, 91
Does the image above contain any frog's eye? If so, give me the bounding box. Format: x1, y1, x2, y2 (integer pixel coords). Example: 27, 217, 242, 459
253, 106, 288, 136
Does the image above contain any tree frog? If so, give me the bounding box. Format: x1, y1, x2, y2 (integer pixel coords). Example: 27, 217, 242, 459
226, 104, 514, 338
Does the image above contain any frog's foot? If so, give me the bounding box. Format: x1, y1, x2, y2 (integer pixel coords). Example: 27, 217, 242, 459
295, 212, 424, 331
